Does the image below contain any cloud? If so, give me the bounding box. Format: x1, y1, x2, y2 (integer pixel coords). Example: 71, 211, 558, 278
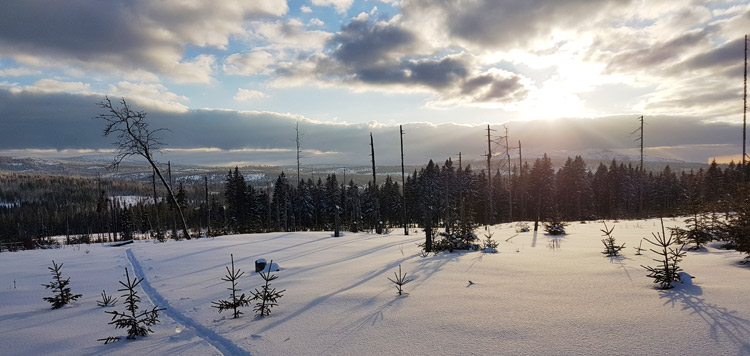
248, 19, 333, 52
233, 88, 267, 101
0, 67, 40, 77
223, 51, 275, 76
401, 0, 626, 51
9, 79, 91, 94
0, 89, 742, 166
107, 82, 189, 113
604, 30, 712, 74
312, 0, 354, 14
277, 14, 531, 107
0, 0, 287, 82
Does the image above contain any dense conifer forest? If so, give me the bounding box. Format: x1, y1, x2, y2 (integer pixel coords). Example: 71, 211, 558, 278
2, 156, 748, 252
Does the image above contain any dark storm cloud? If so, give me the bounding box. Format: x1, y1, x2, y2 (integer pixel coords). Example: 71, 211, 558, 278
331, 15, 416, 67
303, 15, 529, 104
0, 89, 741, 166
0, 1, 140, 58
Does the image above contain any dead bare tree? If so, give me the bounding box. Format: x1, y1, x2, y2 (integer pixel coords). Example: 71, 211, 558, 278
96, 96, 191, 239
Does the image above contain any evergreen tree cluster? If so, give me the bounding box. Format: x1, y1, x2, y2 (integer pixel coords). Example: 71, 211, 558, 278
3, 157, 750, 253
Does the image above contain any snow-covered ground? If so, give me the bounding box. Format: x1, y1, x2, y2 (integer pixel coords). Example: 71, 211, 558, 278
1, 218, 749, 356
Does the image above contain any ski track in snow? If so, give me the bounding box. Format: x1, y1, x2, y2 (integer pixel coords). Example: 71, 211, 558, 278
126, 248, 252, 356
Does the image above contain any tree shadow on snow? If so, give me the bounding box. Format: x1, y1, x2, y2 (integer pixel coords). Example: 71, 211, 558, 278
411, 250, 463, 285
659, 282, 750, 354
320, 296, 406, 354
608, 255, 637, 282
254, 256, 415, 334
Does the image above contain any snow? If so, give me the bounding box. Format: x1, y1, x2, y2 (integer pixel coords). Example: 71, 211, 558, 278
1, 218, 750, 355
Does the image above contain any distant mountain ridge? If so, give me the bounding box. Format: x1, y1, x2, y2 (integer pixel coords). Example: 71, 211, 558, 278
0, 151, 711, 187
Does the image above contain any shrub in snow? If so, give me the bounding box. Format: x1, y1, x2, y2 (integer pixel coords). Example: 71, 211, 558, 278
42, 260, 82, 309
387, 264, 414, 296
97, 290, 118, 307
99, 268, 165, 344
251, 260, 285, 318
212, 254, 251, 319
482, 232, 499, 253
515, 222, 530, 233
641, 218, 687, 290
544, 216, 568, 235
600, 223, 625, 257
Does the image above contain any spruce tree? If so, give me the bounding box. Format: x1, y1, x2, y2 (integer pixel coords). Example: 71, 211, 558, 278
641, 218, 687, 289
251, 260, 285, 317
212, 254, 251, 318
387, 264, 414, 295
42, 260, 82, 309
601, 223, 625, 257
100, 268, 165, 343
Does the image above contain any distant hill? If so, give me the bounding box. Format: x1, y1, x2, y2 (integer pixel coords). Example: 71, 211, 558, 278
0, 151, 712, 188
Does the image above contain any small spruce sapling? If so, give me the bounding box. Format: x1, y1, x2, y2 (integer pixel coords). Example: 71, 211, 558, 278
641, 218, 687, 290
601, 223, 625, 257
42, 260, 82, 309
97, 290, 118, 307
387, 264, 414, 296
212, 254, 251, 318
634, 239, 645, 255
99, 268, 165, 344
544, 215, 568, 235
251, 260, 285, 318
482, 232, 499, 253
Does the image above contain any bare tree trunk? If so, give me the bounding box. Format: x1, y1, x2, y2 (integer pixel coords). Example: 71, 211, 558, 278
400, 125, 408, 235
151, 158, 189, 239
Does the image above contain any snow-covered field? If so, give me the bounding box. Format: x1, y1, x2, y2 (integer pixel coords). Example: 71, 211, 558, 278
1, 218, 749, 356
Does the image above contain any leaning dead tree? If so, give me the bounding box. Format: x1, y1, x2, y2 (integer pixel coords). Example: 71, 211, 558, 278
97, 96, 191, 239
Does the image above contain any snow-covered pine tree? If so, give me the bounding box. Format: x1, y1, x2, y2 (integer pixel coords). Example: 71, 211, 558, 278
212, 254, 251, 318
641, 218, 686, 289
251, 260, 285, 317
100, 268, 165, 343
42, 260, 82, 309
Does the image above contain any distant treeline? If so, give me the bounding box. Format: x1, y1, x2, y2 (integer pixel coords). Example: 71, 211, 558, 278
1, 156, 749, 247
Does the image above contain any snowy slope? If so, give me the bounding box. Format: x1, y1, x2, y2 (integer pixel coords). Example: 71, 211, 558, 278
1, 218, 749, 355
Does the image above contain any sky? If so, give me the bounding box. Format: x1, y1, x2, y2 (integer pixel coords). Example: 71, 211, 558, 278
0, 0, 749, 167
